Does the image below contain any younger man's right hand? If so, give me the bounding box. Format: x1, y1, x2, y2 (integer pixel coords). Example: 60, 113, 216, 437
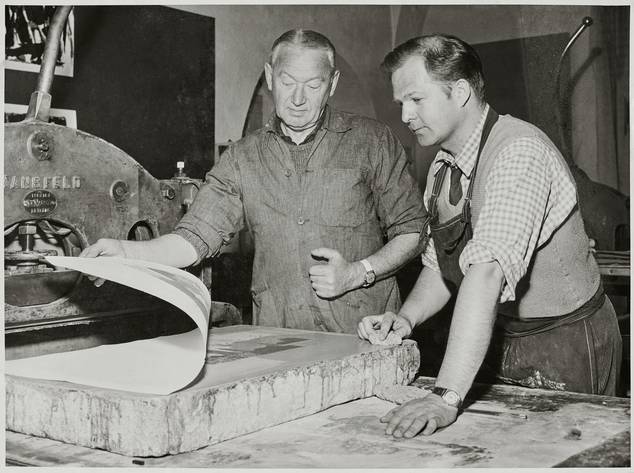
357, 311, 413, 344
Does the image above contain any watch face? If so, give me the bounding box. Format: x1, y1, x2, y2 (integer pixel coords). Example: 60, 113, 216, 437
366, 270, 376, 285
443, 390, 461, 406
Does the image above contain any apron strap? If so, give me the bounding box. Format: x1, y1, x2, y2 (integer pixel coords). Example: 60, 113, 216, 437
463, 108, 499, 220
417, 165, 447, 254
424, 107, 500, 257
428, 164, 448, 221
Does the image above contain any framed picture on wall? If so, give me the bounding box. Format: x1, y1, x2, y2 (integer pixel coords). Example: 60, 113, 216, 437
5, 6, 74, 77
4, 103, 77, 129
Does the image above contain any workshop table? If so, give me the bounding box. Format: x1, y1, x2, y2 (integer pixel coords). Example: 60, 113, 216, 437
6, 377, 630, 468
595, 249, 630, 397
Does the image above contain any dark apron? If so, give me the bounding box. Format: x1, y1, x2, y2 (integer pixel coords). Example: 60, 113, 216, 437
426, 108, 498, 291
423, 108, 620, 395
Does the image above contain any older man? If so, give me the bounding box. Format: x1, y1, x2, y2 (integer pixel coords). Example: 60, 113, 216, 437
82, 29, 426, 334
359, 34, 621, 436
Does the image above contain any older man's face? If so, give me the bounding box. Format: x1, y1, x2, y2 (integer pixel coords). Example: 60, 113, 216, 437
265, 45, 339, 133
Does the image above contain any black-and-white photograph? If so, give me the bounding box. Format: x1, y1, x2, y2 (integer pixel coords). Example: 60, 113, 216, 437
3, 2, 630, 469
5, 5, 75, 77
4, 103, 77, 128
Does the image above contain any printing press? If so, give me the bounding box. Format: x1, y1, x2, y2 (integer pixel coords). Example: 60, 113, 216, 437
4, 6, 630, 468
4, 6, 239, 363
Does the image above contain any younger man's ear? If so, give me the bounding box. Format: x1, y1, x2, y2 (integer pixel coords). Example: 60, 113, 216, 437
452, 78, 472, 107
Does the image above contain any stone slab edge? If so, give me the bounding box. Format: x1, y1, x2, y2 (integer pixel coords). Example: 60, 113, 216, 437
6, 340, 420, 456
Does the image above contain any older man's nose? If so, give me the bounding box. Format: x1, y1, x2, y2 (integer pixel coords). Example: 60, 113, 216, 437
292, 85, 306, 106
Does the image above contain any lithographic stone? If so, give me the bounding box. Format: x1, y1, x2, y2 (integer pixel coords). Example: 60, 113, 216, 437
6, 325, 420, 456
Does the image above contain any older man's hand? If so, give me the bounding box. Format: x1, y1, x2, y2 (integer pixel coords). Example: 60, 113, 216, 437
381, 393, 459, 438
309, 247, 363, 299
78, 238, 130, 287
80, 238, 129, 259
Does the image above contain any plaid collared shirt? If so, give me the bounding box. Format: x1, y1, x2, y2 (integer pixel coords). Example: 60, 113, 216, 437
421, 105, 578, 302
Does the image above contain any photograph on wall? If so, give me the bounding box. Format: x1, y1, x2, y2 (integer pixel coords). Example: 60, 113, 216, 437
5, 6, 74, 77
4, 103, 77, 129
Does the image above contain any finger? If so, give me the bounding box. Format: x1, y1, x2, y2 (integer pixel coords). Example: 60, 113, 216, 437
309, 273, 326, 283
385, 410, 409, 435
359, 317, 379, 339
393, 325, 410, 339
380, 405, 401, 423
392, 416, 416, 438
385, 418, 402, 436
378, 313, 396, 340
421, 417, 439, 436
80, 244, 103, 258
310, 280, 330, 291
393, 319, 412, 339
310, 247, 340, 262
358, 322, 369, 340
358, 326, 376, 341
309, 265, 330, 277
365, 314, 380, 323
403, 417, 427, 438
313, 287, 334, 299
357, 322, 369, 340
94, 277, 106, 287
357, 326, 365, 340
360, 315, 380, 333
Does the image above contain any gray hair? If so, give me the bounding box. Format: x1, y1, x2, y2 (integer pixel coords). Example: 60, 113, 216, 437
269, 29, 336, 71
382, 34, 485, 102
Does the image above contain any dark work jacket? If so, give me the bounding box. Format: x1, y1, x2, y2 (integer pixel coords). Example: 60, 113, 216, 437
175, 106, 426, 333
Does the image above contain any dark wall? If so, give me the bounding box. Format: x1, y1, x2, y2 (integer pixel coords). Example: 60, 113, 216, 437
5, 6, 215, 180
411, 33, 570, 193
478, 33, 570, 155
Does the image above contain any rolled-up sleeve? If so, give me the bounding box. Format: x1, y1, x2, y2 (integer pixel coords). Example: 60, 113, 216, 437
459, 137, 568, 302
372, 126, 426, 240
173, 147, 245, 264
420, 233, 441, 272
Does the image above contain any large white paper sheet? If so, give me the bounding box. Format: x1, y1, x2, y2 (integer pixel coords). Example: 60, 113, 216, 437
5, 256, 211, 395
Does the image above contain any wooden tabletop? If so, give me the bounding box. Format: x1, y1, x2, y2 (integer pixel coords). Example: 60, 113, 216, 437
6, 376, 630, 468
595, 250, 630, 277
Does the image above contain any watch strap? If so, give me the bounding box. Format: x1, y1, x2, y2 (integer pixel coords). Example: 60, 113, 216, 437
360, 259, 375, 287
431, 386, 462, 408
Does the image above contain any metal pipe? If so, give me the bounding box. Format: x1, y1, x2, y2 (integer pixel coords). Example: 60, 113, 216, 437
24, 6, 73, 122
35, 5, 73, 94
554, 16, 593, 161
560, 16, 594, 66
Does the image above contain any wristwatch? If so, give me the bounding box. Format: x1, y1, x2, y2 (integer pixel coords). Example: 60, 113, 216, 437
360, 259, 376, 288
431, 386, 462, 409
